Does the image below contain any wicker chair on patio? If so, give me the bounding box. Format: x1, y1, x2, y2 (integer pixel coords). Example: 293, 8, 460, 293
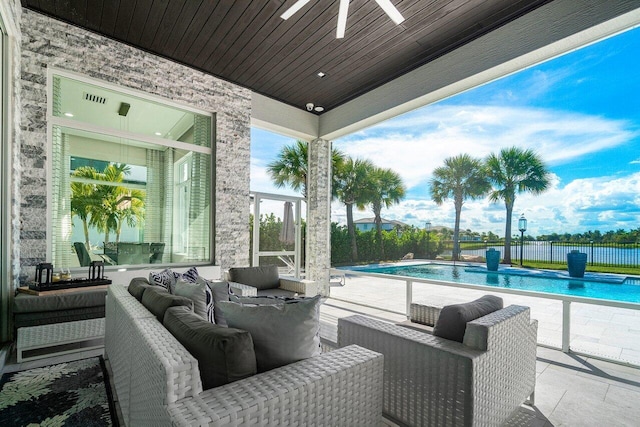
338, 302, 538, 427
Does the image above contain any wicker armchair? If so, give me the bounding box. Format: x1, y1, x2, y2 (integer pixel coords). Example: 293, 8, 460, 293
338, 305, 538, 427
226, 265, 317, 297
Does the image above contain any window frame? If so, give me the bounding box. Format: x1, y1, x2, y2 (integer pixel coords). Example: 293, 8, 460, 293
46, 68, 215, 270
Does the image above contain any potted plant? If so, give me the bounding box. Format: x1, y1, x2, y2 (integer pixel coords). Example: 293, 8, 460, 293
567, 250, 587, 278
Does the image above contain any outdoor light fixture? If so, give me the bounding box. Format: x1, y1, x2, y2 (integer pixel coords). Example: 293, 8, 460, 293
518, 214, 527, 267
281, 0, 404, 39
64, 112, 74, 117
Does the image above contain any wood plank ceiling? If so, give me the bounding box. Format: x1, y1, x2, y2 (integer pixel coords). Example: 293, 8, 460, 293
22, 0, 551, 113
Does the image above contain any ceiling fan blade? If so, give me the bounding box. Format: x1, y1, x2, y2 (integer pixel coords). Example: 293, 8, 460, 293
374, 0, 405, 25
281, 0, 313, 20
336, 0, 350, 39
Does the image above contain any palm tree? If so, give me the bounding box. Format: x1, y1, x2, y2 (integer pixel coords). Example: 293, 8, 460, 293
70, 166, 102, 249
334, 157, 375, 261
430, 154, 490, 261
368, 167, 406, 260
267, 140, 345, 198
90, 164, 145, 243
485, 147, 551, 264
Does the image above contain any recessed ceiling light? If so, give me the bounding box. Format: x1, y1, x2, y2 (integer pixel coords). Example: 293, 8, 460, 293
64, 112, 74, 117
317, 72, 326, 78
314, 106, 325, 113
154, 132, 162, 136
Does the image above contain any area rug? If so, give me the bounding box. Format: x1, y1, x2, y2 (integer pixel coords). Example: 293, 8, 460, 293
0, 356, 118, 426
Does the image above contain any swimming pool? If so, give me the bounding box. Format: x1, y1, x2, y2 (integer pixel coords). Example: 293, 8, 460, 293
346, 263, 640, 303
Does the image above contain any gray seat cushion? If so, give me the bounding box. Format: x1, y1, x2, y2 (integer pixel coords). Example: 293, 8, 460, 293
141, 286, 193, 321
433, 295, 503, 342
228, 266, 280, 290
13, 288, 107, 313
163, 306, 257, 389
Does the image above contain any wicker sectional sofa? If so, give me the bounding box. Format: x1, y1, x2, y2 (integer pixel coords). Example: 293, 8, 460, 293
105, 283, 384, 426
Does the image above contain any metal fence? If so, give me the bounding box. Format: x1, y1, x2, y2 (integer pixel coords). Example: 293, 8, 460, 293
451, 240, 640, 268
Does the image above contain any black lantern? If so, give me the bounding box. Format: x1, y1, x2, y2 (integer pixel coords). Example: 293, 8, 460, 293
518, 214, 527, 266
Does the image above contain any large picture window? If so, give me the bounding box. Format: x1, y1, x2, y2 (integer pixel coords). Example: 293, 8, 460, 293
49, 72, 213, 268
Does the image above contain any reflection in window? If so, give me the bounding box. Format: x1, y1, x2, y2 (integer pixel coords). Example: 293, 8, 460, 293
50, 74, 213, 268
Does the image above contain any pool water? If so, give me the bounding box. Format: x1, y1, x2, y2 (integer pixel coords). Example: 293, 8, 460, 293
349, 263, 640, 303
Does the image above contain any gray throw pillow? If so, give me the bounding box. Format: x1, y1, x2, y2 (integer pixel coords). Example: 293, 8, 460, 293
228, 266, 280, 290
141, 286, 193, 321
218, 295, 322, 373
128, 277, 155, 301
163, 306, 257, 390
433, 295, 503, 343
174, 279, 208, 320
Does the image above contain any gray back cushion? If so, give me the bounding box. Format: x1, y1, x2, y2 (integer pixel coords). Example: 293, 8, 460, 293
128, 277, 155, 301
218, 295, 322, 373
163, 306, 257, 389
433, 295, 503, 343
228, 266, 280, 290
141, 286, 193, 321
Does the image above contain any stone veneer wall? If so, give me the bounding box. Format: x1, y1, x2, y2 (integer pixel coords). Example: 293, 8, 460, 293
2, 0, 23, 342
306, 138, 332, 296
15, 9, 251, 284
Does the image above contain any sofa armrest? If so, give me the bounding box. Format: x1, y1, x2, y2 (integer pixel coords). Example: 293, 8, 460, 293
338, 315, 484, 427
167, 345, 383, 426
278, 277, 318, 296
227, 281, 257, 296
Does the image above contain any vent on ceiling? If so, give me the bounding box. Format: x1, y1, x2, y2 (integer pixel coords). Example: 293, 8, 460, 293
83, 92, 107, 104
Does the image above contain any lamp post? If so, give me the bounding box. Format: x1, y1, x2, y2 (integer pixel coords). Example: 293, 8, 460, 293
425, 221, 431, 259
518, 214, 527, 267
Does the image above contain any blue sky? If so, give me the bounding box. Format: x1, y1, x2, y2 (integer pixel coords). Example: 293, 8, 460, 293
251, 26, 640, 237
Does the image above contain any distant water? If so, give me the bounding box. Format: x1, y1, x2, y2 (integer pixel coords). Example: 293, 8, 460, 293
349, 263, 640, 303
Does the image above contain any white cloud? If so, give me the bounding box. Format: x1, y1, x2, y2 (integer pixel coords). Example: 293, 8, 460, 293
336, 105, 635, 191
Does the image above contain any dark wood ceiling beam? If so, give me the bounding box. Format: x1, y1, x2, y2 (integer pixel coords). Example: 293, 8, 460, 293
136, 0, 170, 48
113, 0, 137, 40
67, 0, 88, 27
180, 2, 234, 65
201, 1, 280, 75
255, 0, 379, 96
83, 0, 104, 33
163, 0, 211, 58
269, 0, 425, 104
234, 0, 340, 88
149, 0, 192, 53
99, 0, 121, 37
190, 0, 255, 70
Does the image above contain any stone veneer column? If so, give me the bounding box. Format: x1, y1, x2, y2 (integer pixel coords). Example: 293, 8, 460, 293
306, 138, 332, 296
15, 9, 251, 283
